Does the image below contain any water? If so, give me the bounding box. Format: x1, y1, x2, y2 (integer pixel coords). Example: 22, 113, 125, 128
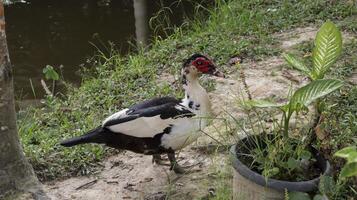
4, 0, 205, 100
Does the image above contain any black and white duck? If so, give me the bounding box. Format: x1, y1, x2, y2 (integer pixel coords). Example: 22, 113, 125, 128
60, 53, 225, 173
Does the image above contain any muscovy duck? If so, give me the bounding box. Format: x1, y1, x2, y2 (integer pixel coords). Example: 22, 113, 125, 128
60, 53, 224, 173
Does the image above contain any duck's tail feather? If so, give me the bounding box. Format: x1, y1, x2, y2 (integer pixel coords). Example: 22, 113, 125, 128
60, 126, 108, 147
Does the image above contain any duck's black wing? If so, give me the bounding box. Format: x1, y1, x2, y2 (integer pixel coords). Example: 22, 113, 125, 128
128, 96, 180, 111
102, 97, 195, 138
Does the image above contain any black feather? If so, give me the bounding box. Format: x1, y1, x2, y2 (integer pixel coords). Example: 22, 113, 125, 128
128, 96, 179, 111
103, 97, 194, 127
62, 126, 174, 155
188, 101, 194, 109
60, 126, 106, 147
182, 74, 187, 85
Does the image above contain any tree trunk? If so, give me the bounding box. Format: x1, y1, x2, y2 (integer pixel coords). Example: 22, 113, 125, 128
0, 3, 47, 199
133, 0, 149, 47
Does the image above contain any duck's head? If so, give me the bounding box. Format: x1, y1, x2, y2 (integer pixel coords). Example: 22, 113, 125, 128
182, 54, 225, 78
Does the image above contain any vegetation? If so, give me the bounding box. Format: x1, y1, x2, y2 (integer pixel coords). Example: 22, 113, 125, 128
283, 21, 342, 81
243, 79, 342, 178
316, 42, 357, 199
232, 17, 357, 200
241, 20, 343, 180
42, 65, 60, 96
232, 21, 353, 200
285, 34, 357, 200
17, 0, 357, 189
334, 146, 357, 178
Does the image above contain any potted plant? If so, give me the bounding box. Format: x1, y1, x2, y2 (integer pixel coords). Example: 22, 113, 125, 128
230, 21, 344, 200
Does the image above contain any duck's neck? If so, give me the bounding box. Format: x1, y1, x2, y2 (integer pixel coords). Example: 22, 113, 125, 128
181, 72, 212, 117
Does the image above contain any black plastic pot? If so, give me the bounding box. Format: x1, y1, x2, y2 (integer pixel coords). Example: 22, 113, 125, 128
230, 135, 331, 198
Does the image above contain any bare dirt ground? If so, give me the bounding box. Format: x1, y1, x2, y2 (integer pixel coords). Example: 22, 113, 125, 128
44, 27, 355, 200
45, 149, 225, 200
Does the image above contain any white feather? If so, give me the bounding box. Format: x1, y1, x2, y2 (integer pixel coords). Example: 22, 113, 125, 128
102, 108, 130, 126
160, 76, 212, 151
106, 115, 175, 138
160, 116, 207, 150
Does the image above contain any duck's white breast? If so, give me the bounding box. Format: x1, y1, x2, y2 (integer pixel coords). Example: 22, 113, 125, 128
160, 116, 207, 150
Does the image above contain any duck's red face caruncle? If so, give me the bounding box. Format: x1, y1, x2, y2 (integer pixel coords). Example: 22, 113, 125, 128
192, 57, 213, 73
184, 54, 225, 78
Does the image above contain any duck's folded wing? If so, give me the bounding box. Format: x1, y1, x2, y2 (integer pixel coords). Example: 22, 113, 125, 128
128, 96, 180, 111
102, 102, 195, 138
102, 96, 180, 127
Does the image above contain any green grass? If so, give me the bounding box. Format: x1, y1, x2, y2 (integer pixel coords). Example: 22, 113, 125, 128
18, 0, 357, 181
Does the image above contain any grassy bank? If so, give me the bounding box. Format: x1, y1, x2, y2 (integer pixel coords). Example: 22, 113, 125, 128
18, 0, 357, 182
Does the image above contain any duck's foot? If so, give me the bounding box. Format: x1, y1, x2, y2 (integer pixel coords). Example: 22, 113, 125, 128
152, 154, 171, 166
167, 152, 185, 174
152, 154, 164, 165
171, 164, 185, 174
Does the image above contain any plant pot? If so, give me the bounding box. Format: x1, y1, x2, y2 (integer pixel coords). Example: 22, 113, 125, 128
230, 135, 331, 200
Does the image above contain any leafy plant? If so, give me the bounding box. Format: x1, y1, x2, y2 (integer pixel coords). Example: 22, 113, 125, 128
282, 21, 342, 80
43, 65, 59, 81
248, 79, 343, 138
42, 65, 60, 96
334, 146, 357, 178
248, 20, 344, 138
236, 21, 344, 184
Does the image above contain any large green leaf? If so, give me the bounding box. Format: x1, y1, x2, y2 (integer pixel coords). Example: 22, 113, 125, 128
346, 152, 357, 163
289, 79, 343, 111
311, 21, 342, 80
340, 162, 357, 178
335, 146, 357, 163
335, 146, 357, 178
282, 53, 310, 76
334, 146, 357, 158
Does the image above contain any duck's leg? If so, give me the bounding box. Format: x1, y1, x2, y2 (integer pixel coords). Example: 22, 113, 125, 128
167, 152, 185, 174
152, 154, 164, 164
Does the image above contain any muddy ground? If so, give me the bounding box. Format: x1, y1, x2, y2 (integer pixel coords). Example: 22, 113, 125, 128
44, 27, 355, 200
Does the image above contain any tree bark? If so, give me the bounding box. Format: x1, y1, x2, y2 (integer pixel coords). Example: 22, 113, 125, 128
133, 0, 149, 47
0, 3, 47, 199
